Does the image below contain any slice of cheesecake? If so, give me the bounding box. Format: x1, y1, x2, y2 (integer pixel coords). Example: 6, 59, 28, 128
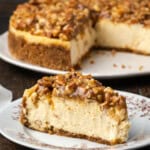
81, 0, 150, 54
9, 0, 96, 70
20, 72, 130, 145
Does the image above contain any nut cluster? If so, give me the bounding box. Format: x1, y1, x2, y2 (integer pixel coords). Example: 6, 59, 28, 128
36, 72, 126, 107
11, 0, 92, 40
81, 0, 150, 26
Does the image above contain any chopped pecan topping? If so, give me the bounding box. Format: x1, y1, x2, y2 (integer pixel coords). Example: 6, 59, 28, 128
11, 0, 95, 40
36, 72, 126, 107
80, 0, 150, 27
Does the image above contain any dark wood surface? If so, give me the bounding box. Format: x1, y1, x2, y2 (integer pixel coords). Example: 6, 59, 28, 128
0, 1, 150, 150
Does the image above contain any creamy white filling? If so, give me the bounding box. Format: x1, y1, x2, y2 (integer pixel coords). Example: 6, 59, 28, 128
70, 24, 96, 65
95, 19, 150, 54
24, 95, 129, 142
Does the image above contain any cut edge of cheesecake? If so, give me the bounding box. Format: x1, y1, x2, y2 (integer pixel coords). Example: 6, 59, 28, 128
20, 72, 130, 145
95, 19, 150, 55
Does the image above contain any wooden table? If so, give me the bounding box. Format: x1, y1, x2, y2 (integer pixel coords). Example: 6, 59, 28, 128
0, 1, 150, 150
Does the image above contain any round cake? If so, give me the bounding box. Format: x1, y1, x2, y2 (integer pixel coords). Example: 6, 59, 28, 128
9, 0, 150, 71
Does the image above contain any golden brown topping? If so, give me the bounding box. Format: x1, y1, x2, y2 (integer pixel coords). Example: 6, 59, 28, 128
11, 0, 95, 40
36, 72, 126, 107
80, 0, 150, 26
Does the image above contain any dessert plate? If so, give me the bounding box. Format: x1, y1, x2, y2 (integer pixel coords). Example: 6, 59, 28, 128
0, 32, 150, 78
0, 85, 12, 112
0, 91, 150, 150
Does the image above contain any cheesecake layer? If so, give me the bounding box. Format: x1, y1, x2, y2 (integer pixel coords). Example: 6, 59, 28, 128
71, 22, 96, 65
20, 72, 130, 145
95, 19, 150, 54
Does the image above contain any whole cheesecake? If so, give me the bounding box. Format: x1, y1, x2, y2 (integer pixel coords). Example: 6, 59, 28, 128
20, 72, 130, 145
8, 0, 150, 71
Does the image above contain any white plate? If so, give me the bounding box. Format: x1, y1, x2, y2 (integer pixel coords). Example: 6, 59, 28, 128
0, 91, 150, 150
0, 32, 150, 78
0, 85, 12, 112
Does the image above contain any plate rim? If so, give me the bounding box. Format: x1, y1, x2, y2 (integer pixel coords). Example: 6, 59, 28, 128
0, 32, 150, 79
0, 90, 150, 150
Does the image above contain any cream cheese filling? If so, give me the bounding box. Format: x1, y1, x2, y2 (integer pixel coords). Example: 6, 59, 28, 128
95, 19, 150, 54
70, 24, 96, 65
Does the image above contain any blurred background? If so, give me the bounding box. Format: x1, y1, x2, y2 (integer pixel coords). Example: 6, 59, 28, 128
0, 0, 26, 34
